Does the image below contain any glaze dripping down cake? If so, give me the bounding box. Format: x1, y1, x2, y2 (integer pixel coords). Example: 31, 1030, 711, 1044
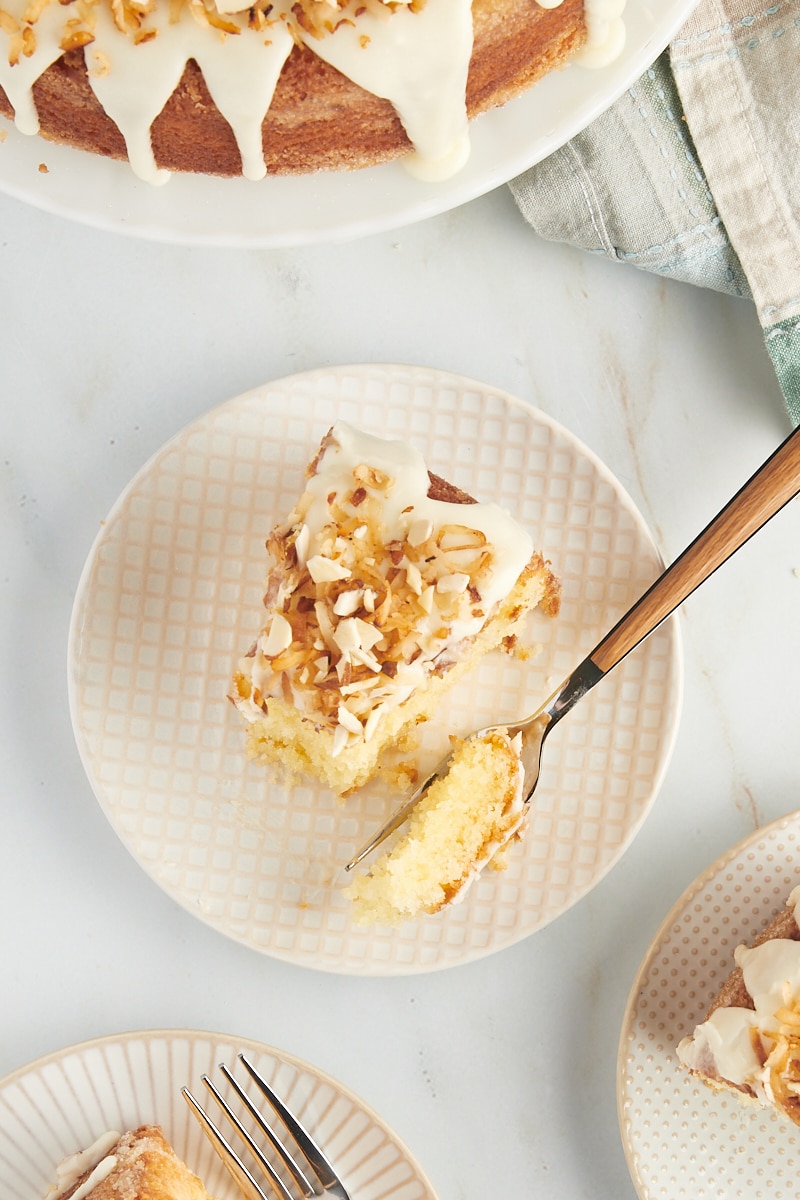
0, 0, 626, 183
45, 1126, 217, 1200
677, 885, 800, 1126
229, 422, 560, 797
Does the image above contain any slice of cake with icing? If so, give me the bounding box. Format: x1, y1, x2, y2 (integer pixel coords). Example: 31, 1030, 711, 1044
229, 422, 560, 797
344, 726, 528, 923
45, 1126, 217, 1200
0, 0, 626, 182
677, 886, 800, 1126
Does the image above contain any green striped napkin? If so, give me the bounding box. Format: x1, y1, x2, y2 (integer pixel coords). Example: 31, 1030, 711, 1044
509, 0, 800, 424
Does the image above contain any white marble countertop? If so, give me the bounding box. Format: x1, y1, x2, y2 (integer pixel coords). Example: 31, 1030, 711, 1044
2, 177, 799, 1200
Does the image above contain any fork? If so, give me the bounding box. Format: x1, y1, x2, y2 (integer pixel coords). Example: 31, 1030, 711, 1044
182, 1053, 351, 1200
345, 419, 800, 871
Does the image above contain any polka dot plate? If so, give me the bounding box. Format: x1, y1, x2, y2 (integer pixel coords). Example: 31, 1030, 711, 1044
68, 364, 682, 975
618, 809, 800, 1200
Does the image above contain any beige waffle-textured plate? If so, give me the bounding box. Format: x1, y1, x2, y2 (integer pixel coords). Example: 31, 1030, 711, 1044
68, 364, 682, 975
0, 1029, 438, 1200
618, 811, 800, 1200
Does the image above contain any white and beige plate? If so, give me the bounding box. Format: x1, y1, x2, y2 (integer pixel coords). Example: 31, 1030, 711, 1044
68, 363, 682, 975
0, 0, 698, 245
0, 1028, 438, 1200
618, 809, 800, 1200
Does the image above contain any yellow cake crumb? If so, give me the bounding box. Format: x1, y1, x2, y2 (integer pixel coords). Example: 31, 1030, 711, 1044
344, 727, 527, 924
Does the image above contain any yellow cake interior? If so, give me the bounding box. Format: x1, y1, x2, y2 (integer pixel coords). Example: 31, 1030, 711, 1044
344, 727, 526, 924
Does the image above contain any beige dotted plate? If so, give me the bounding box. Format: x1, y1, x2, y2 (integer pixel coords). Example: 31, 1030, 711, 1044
0, 1029, 438, 1200
68, 364, 682, 975
618, 812, 800, 1200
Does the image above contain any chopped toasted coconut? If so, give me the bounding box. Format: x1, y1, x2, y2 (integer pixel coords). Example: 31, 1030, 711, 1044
363, 704, 385, 741
307, 553, 351, 583
229, 422, 559, 794
353, 617, 383, 649
294, 524, 310, 566
354, 463, 392, 491
331, 724, 350, 757
332, 617, 361, 655
333, 588, 362, 616
0, 0, 429, 79
337, 703, 363, 736
350, 645, 382, 672
263, 612, 293, 656
405, 561, 423, 594
435, 572, 470, 594
406, 517, 433, 546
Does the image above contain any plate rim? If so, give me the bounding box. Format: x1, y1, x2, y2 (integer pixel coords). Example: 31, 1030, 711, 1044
66, 362, 684, 976
615, 806, 800, 1200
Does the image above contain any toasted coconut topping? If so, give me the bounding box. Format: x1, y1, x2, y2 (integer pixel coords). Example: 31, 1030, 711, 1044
230, 422, 535, 753
0, 0, 419, 66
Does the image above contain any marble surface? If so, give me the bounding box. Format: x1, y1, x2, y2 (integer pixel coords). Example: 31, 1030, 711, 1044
2, 176, 799, 1200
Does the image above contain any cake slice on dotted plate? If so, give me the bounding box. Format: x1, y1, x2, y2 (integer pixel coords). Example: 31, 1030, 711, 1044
678, 885, 800, 1126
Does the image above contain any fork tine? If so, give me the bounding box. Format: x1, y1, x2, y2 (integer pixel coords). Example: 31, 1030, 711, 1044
238, 1054, 350, 1200
215, 1064, 315, 1198
182, 1087, 278, 1200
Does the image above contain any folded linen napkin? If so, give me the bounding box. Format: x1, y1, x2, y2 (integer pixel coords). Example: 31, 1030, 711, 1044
509, 0, 800, 424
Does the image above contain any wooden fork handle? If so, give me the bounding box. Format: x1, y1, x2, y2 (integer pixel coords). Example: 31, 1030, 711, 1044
589, 421, 800, 676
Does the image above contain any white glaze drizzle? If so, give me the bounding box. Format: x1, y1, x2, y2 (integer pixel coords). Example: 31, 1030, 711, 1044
574, 0, 626, 68
677, 887, 800, 1102
86, 3, 294, 182
233, 422, 534, 749
297, 0, 472, 174
47, 1132, 121, 1200
62, 1157, 119, 1200
0, 0, 625, 182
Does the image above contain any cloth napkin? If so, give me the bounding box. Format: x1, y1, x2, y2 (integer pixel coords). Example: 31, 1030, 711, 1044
509, 0, 800, 425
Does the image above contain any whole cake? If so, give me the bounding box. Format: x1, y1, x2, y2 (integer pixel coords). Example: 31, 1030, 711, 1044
345, 726, 527, 923
677, 885, 800, 1126
229, 422, 560, 797
0, 0, 625, 182
45, 1126, 216, 1200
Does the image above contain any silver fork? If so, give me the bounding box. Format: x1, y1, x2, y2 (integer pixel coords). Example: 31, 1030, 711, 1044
182, 1053, 351, 1200
346, 419, 800, 871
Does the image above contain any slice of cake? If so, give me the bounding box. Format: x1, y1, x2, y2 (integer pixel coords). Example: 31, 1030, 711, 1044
230, 422, 560, 797
677, 886, 800, 1126
344, 726, 527, 923
46, 1126, 216, 1200
0, 0, 626, 183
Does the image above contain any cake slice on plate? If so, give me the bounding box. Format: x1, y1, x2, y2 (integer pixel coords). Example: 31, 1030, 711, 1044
229, 421, 560, 797
344, 725, 528, 923
46, 1126, 216, 1200
677, 886, 800, 1125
